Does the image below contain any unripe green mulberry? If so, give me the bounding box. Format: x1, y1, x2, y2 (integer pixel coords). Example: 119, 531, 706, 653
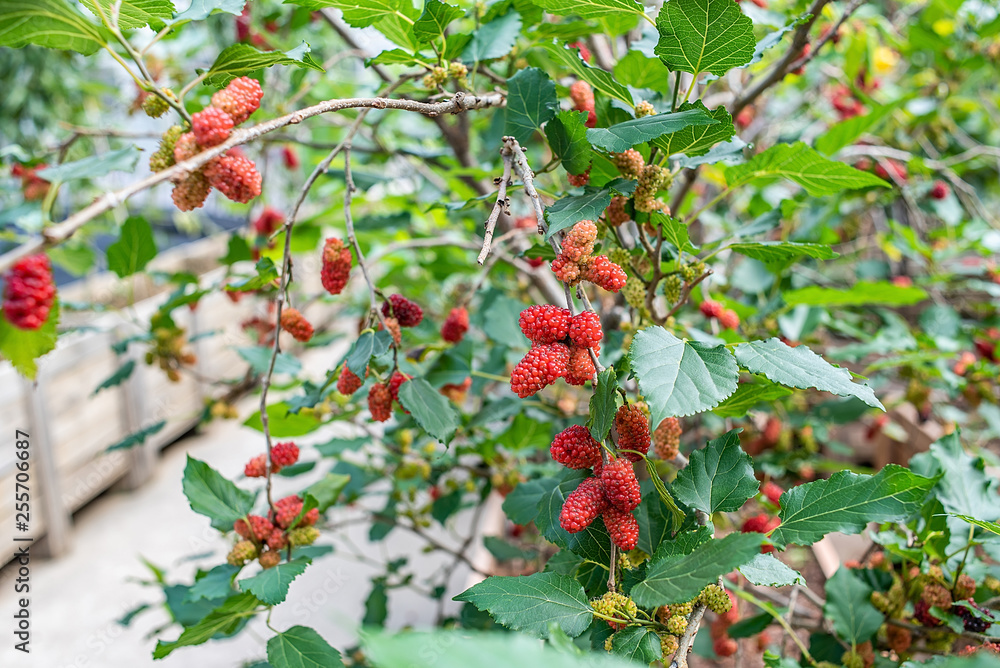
666, 614, 687, 635
635, 101, 655, 117
608, 248, 630, 268
623, 276, 647, 310
700, 584, 732, 614
288, 526, 320, 547
149, 125, 184, 173
660, 633, 678, 657
841, 651, 864, 668
227, 539, 258, 566
955, 573, 976, 599
142, 93, 171, 118
634, 165, 670, 213
591, 591, 638, 630
663, 274, 682, 304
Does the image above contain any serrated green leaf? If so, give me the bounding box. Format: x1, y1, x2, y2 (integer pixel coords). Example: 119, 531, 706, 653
82, 0, 174, 30
654, 0, 755, 77
613, 50, 672, 92
38, 147, 139, 182
304, 473, 350, 513
228, 257, 279, 291
771, 464, 936, 548
461, 10, 520, 61
345, 330, 391, 376
651, 101, 734, 158
483, 536, 539, 561
541, 41, 633, 107
181, 455, 256, 531
733, 338, 883, 410
413, 0, 462, 43
536, 471, 613, 565
727, 241, 837, 273
631, 532, 763, 606
502, 477, 552, 525
783, 281, 927, 307
239, 558, 311, 605
504, 67, 558, 144
186, 564, 239, 602
0, 0, 109, 54
587, 110, 716, 153
545, 110, 592, 176
204, 43, 323, 88
628, 326, 739, 427
106, 216, 157, 278
174, 0, 245, 21
588, 367, 621, 441
267, 625, 344, 668
153, 592, 261, 658
652, 213, 692, 252
738, 553, 804, 587
283, 0, 411, 27
92, 360, 136, 396
237, 346, 302, 376
815, 102, 902, 156
711, 381, 793, 418
673, 429, 758, 514
454, 573, 592, 638
106, 420, 166, 451
824, 568, 883, 644
0, 295, 59, 379
398, 378, 460, 443
611, 626, 661, 663
912, 432, 1000, 520
545, 178, 634, 238
725, 142, 890, 196
530, 0, 644, 19
635, 488, 684, 556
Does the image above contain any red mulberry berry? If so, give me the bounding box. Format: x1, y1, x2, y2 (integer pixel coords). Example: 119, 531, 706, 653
559, 477, 605, 533
204, 149, 262, 203
562, 220, 597, 262
382, 316, 402, 345
551, 253, 581, 285
2, 254, 55, 330
653, 417, 681, 460
741, 513, 779, 534
382, 293, 423, 327
440, 377, 472, 401
271, 441, 299, 468
569, 80, 594, 114
713, 637, 738, 657
253, 207, 284, 236
601, 458, 641, 511
368, 383, 392, 422
211, 76, 263, 125
280, 307, 314, 342
568, 310, 602, 348
244, 454, 269, 477
321, 237, 352, 295
551, 424, 602, 469
605, 196, 629, 226
337, 365, 365, 395
266, 528, 288, 551
930, 180, 949, 200
282, 145, 299, 169
567, 168, 590, 187
611, 149, 645, 180
582, 256, 627, 292
173, 132, 200, 163
718, 309, 740, 330
234, 514, 274, 542
192, 106, 234, 147
700, 299, 723, 318
171, 170, 211, 212
761, 481, 783, 506
614, 404, 651, 462
441, 306, 469, 343
388, 371, 410, 403
510, 343, 570, 398
271, 494, 318, 529
518, 304, 571, 344
565, 345, 597, 386
603, 505, 639, 550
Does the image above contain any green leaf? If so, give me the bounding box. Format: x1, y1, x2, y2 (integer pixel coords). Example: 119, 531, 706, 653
725, 142, 890, 196
204, 43, 322, 88
228, 257, 279, 291
106, 216, 157, 278
483, 536, 538, 562
824, 568, 883, 645
38, 147, 139, 182
586, 109, 717, 153
153, 592, 260, 658
771, 464, 936, 548
913, 433, 999, 520
529, 0, 644, 19
545, 110, 592, 176
733, 338, 884, 410
636, 488, 684, 556
0, 0, 108, 54
186, 564, 239, 602
738, 553, 804, 587
545, 178, 634, 238
0, 297, 59, 379
106, 420, 166, 451
304, 474, 350, 513
237, 346, 302, 376
244, 401, 321, 437
181, 455, 256, 532
398, 378, 460, 443
654, 0, 755, 77
588, 367, 621, 442
540, 41, 633, 107
81, 0, 174, 30
653, 213, 692, 252
502, 478, 552, 525
267, 625, 344, 668
536, 471, 612, 565
92, 360, 136, 396
283, 0, 410, 28
239, 558, 311, 606
174, 0, 245, 21
953, 515, 1000, 535
815, 102, 902, 156
783, 280, 927, 307
631, 532, 763, 607
344, 330, 392, 376
613, 50, 671, 91
413, 0, 463, 43
461, 10, 520, 61
628, 326, 739, 428
504, 67, 558, 144
220, 235, 252, 265
673, 429, 758, 514
711, 381, 793, 418
611, 626, 662, 663
651, 101, 734, 158
727, 241, 837, 273
454, 572, 592, 638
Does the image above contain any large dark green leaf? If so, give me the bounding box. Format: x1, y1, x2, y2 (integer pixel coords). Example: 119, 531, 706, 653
239, 558, 311, 605
398, 378, 460, 443
587, 367, 621, 442
654, 0, 755, 77
413, 0, 463, 43
0, 0, 109, 54
454, 573, 592, 638
541, 41, 633, 107
824, 568, 883, 644
673, 429, 758, 514
651, 101, 734, 158
345, 329, 392, 376
181, 455, 256, 531
153, 593, 261, 658
107, 216, 157, 278
267, 625, 344, 668
504, 67, 558, 144
611, 626, 661, 663
586, 109, 716, 153
545, 110, 592, 176
725, 142, 890, 196
204, 43, 322, 88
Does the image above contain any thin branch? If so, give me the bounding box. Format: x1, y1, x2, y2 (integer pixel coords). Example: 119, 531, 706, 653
343, 145, 388, 329
663, 269, 713, 321
478, 147, 514, 264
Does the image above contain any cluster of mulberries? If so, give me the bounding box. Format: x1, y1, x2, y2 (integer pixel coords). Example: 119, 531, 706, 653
163, 77, 264, 211
244, 441, 300, 477
634, 101, 655, 117
2, 254, 56, 330
700, 299, 740, 330
550, 220, 627, 292
421, 61, 469, 89
321, 237, 353, 295
652, 417, 682, 460
228, 493, 319, 569
509, 305, 603, 397
569, 80, 596, 128
441, 306, 469, 343
368, 371, 411, 422
146, 324, 198, 382
591, 591, 638, 631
